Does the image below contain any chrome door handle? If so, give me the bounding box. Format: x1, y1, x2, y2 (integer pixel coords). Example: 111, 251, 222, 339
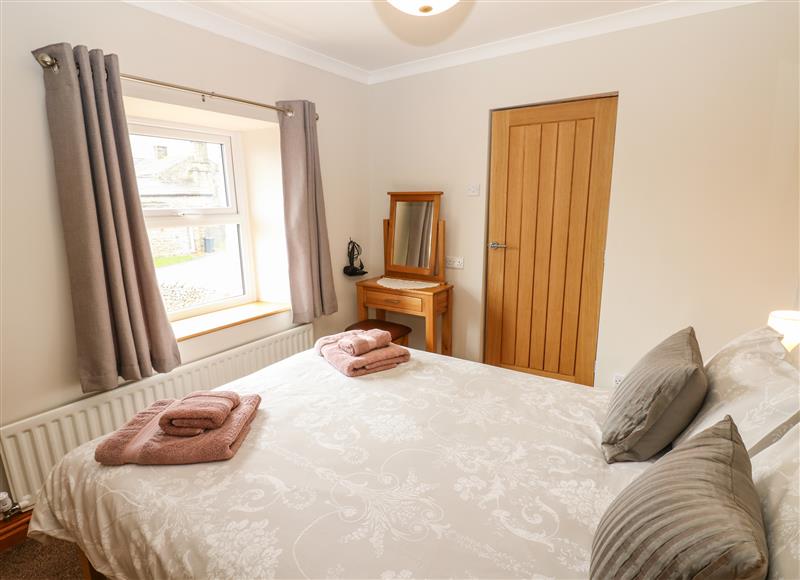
488, 241, 507, 249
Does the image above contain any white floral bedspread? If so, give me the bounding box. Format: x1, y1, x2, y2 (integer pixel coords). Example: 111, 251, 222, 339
29, 349, 650, 579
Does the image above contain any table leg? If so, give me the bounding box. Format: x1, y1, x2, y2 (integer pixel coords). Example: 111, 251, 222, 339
357, 286, 368, 321
375, 309, 386, 321
424, 299, 436, 352
442, 288, 453, 356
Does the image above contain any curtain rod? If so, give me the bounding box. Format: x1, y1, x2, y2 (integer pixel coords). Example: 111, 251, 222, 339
120, 74, 301, 118
34, 52, 318, 120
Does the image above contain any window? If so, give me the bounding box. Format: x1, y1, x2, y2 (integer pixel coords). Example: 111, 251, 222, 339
129, 122, 255, 320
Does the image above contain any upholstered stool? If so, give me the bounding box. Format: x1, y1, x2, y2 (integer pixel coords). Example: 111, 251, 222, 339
345, 319, 411, 346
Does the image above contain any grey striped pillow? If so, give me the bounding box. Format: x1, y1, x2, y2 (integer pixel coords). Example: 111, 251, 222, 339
602, 326, 708, 463
591, 415, 768, 580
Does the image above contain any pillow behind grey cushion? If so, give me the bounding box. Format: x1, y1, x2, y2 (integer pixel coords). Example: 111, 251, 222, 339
601, 326, 707, 462
591, 415, 768, 580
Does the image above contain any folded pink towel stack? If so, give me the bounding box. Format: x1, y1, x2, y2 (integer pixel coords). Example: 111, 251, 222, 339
319, 340, 410, 377
159, 390, 241, 437
338, 329, 392, 356
94, 394, 261, 466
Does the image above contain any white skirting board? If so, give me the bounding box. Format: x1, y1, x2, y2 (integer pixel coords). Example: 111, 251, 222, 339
0, 323, 313, 508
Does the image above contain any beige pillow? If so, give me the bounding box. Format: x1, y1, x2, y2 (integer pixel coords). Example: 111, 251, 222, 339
601, 326, 707, 462
674, 326, 799, 452
591, 415, 768, 580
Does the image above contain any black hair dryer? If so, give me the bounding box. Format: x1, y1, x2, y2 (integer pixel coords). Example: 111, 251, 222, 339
343, 239, 367, 277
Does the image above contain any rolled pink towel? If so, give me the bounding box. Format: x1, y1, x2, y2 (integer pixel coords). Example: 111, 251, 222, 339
314, 330, 364, 355
320, 342, 410, 377
158, 390, 240, 437
95, 394, 261, 466
338, 329, 392, 356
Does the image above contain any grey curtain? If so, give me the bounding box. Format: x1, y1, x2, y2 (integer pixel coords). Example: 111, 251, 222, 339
32, 43, 180, 392
417, 203, 433, 267
277, 100, 338, 324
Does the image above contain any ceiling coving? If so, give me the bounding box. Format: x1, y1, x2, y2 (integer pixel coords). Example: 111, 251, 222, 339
128, 1, 754, 84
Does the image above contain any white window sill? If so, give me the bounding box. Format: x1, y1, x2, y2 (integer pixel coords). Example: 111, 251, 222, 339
172, 301, 291, 342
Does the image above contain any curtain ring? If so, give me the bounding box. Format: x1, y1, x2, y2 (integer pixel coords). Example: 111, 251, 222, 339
36, 53, 59, 73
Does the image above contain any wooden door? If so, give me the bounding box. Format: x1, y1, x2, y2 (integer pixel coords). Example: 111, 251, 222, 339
484, 96, 617, 386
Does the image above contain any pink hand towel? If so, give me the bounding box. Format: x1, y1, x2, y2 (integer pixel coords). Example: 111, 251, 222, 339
338, 329, 392, 356
320, 342, 410, 377
314, 330, 364, 355
95, 394, 261, 466
158, 390, 241, 437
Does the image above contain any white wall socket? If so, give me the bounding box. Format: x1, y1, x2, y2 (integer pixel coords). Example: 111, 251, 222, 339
466, 184, 481, 197
445, 256, 464, 269
613, 373, 625, 387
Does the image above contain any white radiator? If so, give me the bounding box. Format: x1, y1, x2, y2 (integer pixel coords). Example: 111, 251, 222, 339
0, 324, 313, 507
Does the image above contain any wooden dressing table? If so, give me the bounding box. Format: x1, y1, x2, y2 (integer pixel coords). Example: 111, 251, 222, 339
356, 278, 453, 354
356, 192, 453, 355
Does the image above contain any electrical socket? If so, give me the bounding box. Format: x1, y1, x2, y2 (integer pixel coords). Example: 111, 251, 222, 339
445, 256, 464, 269
466, 183, 481, 197
613, 373, 625, 388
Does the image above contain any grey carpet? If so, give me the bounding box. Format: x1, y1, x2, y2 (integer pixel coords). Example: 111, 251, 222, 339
0, 537, 82, 579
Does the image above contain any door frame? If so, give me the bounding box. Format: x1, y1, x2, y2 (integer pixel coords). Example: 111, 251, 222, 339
481, 93, 619, 385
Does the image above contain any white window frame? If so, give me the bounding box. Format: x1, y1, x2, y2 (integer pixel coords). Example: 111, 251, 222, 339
128, 118, 257, 321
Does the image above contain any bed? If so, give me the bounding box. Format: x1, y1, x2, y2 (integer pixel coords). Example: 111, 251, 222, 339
28, 348, 651, 579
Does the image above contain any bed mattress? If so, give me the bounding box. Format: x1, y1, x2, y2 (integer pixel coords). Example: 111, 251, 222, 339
29, 349, 650, 579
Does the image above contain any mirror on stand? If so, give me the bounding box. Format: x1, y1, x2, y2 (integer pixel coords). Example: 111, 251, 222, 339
385, 192, 444, 281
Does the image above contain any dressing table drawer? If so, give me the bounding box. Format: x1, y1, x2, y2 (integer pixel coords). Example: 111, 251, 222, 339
364, 290, 423, 313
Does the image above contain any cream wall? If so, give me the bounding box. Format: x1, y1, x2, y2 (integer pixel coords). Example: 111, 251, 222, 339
0, 0, 369, 426
366, 2, 799, 386
242, 125, 293, 305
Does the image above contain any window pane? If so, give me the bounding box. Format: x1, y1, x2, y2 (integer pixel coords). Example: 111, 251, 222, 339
131, 133, 230, 211
148, 224, 245, 314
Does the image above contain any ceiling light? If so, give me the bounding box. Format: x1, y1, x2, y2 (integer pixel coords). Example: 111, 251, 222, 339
387, 0, 459, 17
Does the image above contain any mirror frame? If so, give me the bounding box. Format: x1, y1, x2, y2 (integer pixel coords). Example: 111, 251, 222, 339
385, 191, 442, 279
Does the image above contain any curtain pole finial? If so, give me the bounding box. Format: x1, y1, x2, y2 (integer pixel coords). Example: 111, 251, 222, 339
35, 52, 59, 72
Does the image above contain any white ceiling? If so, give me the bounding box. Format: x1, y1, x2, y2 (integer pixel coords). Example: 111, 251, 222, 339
187, 1, 659, 70
130, 1, 755, 84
